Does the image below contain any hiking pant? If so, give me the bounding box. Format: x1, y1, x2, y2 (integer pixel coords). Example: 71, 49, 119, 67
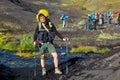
93, 21, 97, 30
114, 18, 118, 24
62, 20, 66, 28
118, 21, 120, 26
86, 21, 90, 30
99, 19, 102, 26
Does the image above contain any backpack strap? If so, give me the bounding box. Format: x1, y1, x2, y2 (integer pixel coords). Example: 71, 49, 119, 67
48, 22, 52, 28
42, 23, 50, 33
38, 21, 52, 34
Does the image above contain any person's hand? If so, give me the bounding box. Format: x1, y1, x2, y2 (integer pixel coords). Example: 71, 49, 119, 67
63, 37, 69, 41
34, 40, 40, 45
34, 41, 36, 45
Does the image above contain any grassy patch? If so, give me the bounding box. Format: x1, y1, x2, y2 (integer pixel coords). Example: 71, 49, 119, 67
0, 32, 7, 49
61, 3, 69, 7
3, 42, 18, 51
0, 31, 52, 58
97, 31, 120, 41
15, 51, 52, 58
68, 0, 86, 6
72, 37, 88, 40
78, 19, 86, 26
15, 51, 40, 58
32, 1, 41, 5
104, 0, 120, 6
70, 46, 110, 54
0, 31, 35, 51
0, 21, 21, 29
18, 35, 35, 51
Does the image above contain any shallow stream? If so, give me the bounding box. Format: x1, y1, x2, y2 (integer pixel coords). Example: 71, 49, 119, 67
0, 49, 103, 68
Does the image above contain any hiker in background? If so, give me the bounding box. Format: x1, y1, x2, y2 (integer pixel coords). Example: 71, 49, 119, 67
95, 12, 99, 25
104, 11, 109, 18
86, 15, 93, 30
113, 11, 119, 25
99, 12, 104, 26
34, 9, 68, 76
118, 13, 120, 26
102, 13, 105, 25
109, 11, 113, 18
108, 11, 113, 24
93, 19, 97, 30
60, 14, 69, 28
108, 16, 112, 24
90, 12, 97, 30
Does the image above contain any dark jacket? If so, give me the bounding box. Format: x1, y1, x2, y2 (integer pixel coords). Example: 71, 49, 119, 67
34, 19, 63, 43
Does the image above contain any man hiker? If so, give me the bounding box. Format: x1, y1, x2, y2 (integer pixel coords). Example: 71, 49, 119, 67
60, 14, 69, 28
86, 15, 93, 30
90, 12, 97, 30
34, 9, 68, 76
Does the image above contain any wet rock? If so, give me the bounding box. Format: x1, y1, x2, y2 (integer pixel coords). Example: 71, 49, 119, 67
0, 64, 15, 80
67, 69, 113, 80
106, 69, 120, 80
105, 52, 120, 61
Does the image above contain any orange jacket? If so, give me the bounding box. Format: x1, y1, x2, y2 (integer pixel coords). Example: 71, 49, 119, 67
113, 12, 119, 18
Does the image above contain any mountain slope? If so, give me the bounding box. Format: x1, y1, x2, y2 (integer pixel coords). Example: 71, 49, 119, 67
0, 0, 120, 33
84, 0, 120, 11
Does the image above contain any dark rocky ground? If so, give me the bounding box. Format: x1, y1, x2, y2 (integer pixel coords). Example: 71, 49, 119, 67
0, 0, 120, 80
1, 48, 120, 80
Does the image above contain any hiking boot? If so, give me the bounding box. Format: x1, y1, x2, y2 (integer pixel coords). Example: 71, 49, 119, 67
55, 68, 62, 74
42, 67, 46, 76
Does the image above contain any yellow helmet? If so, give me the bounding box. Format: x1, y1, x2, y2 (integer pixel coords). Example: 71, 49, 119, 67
36, 9, 49, 21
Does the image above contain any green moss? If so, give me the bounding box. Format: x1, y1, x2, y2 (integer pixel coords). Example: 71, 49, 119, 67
0, 33, 6, 48
96, 48, 110, 54
0, 32, 35, 51
3, 42, 18, 50
70, 46, 110, 54
15, 51, 52, 59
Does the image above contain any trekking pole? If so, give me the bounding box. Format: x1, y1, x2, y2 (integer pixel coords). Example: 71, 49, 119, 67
32, 45, 39, 80
65, 40, 69, 74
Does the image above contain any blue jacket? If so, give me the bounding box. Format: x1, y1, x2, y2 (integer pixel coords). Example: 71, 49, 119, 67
61, 15, 68, 21
90, 12, 96, 22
